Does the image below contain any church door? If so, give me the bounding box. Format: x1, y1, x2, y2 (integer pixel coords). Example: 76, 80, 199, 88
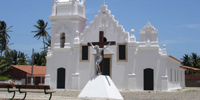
144, 68, 154, 90
57, 68, 65, 89
102, 58, 110, 76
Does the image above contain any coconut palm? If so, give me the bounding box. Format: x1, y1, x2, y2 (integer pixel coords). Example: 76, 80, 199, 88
32, 20, 50, 52
190, 53, 200, 69
181, 53, 200, 74
0, 50, 28, 73
10, 50, 18, 65
44, 37, 51, 51
33, 51, 46, 66
18, 51, 29, 65
0, 21, 13, 59
0, 51, 12, 73
181, 54, 191, 66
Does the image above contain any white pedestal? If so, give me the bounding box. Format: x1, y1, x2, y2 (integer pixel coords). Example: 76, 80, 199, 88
78, 75, 124, 100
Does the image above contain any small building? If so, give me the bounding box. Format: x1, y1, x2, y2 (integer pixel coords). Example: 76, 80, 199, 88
181, 66, 200, 87
1, 65, 46, 85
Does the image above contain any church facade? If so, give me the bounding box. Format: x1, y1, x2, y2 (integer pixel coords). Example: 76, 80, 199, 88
45, 0, 185, 91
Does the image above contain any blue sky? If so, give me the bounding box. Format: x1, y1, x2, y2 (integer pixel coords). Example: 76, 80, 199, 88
0, 0, 199, 60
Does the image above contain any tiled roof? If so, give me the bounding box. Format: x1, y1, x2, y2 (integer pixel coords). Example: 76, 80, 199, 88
11, 65, 46, 75
168, 55, 182, 63
180, 66, 200, 71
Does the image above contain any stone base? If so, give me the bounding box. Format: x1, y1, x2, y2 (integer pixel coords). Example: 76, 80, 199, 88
78, 75, 123, 100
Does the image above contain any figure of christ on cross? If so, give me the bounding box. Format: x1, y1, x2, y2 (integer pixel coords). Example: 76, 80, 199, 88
88, 31, 116, 75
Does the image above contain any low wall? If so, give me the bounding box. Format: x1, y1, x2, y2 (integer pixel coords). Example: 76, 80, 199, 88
185, 75, 200, 87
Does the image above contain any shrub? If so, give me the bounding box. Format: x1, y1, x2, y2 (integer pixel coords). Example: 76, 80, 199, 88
0, 76, 10, 81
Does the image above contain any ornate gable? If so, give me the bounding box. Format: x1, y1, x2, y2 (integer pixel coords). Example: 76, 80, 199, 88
80, 5, 129, 44
140, 22, 158, 43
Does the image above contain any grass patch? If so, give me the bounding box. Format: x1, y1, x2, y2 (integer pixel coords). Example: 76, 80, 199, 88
0, 76, 10, 81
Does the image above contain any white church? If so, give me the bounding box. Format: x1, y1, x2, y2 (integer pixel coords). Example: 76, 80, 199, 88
45, 0, 185, 91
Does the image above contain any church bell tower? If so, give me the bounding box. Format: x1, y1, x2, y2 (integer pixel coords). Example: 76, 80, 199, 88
50, 0, 87, 48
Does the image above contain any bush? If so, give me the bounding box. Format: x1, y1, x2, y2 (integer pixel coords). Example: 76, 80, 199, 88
0, 76, 10, 81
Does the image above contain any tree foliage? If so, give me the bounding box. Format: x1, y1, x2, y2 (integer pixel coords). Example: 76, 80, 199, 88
32, 20, 50, 52
0, 21, 13, 59
33, 51, 46, 66
0, 50, 28, 73
181, 53, 200, 74
44, 36, 51, 51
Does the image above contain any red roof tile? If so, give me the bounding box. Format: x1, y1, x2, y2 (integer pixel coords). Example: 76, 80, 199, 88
180, 66, 200, 71
168, 55, 182, 63
11, 65, 46, 75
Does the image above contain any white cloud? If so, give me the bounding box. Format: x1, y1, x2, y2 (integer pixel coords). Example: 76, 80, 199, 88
180, 24, 200, 29
160, 40, 178, 45
85, 9, 94, 14
186, 24, 200, 29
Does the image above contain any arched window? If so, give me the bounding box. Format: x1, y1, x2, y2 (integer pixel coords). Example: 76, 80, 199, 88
60, 33, 65, 48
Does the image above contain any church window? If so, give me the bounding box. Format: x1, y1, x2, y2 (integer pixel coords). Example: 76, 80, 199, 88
177, 70, 179, 81
118, 44, 127, 61
81, 45, 89, 61
60, 33, 65, 48
170, 68, 172, 81
174, 69, 176, 82
180, 71, 182, 82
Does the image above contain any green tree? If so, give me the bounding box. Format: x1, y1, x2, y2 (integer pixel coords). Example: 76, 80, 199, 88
0, 21, 13, 59
181, 54, 191, 66
0, 51, 13, 73
32, 20, 50, 52
10, 50, 18, 65
18, 51, 29, 65
190, 53, 200, 69
181, 53, 200, 74
33, 51, 46, 66
0, 50, 28, 73
44, 36, 51, 51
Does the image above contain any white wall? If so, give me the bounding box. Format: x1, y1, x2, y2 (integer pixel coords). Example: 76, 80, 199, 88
45, 2, 185, 91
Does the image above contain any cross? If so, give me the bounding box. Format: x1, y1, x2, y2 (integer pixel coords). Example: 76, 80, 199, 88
88, 31, 116, 75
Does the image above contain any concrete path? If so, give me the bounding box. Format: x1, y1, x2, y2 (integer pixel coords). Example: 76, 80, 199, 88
0, 88, 200, 100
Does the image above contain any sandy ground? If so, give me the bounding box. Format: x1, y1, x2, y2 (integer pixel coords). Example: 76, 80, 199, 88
0, 87, 200, 100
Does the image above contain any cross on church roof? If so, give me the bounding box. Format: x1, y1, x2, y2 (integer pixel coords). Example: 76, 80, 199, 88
87, 31, 116, 75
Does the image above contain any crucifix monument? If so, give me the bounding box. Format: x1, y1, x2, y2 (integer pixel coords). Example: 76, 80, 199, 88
87, 31, 116, 75
79, 31, 123, 100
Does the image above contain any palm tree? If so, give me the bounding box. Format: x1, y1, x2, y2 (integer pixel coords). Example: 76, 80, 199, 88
181, 53, 200, 74
181, 54, 191, 66
10, 50, 18, 65
33, 52, 46, 66
190, 53, 200, 69
0, 21, 13, 59
32, 20, 50, 52
18, 51, 28, 65
0, 50, 12, 73
44, 37, 51, 51
0, 50, 28, 73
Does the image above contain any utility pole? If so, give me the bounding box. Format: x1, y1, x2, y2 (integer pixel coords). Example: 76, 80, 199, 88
31, 48, 34, 85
